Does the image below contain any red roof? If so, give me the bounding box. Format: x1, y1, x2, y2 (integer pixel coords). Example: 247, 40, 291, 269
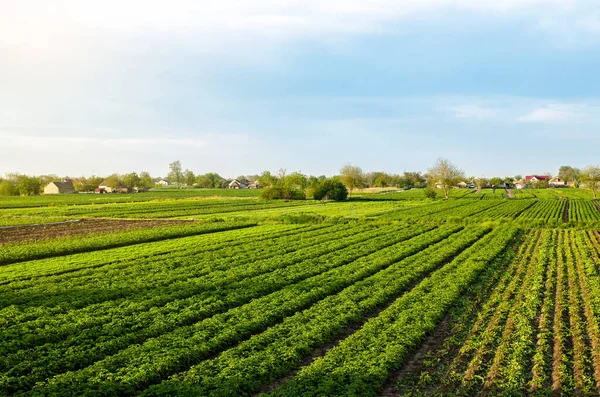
525, 175, 549, 181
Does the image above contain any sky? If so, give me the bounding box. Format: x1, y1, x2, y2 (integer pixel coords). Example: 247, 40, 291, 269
1, 0, 600, 178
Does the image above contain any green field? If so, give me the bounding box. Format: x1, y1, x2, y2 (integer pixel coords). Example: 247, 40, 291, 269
2, 188, 600, 396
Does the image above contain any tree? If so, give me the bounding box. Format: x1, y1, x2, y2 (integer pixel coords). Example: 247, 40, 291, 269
558, 166, 580, 183
313, 179, 348, 201
514, 175, 523, 181
476, 177, 488, 190
102, 174, 121, 188
427, 158, 465, 199
490, 177, 503, 187
580, 165, 600, 199
168, 161, 183, 187
285, 171, 308, 190
9, 174, 41, 196
257, 171, 277, 187
184, 169, 195, 187
121, 172, 140, 191
339, 164, 365, 195
138, 172, 154, 190
0, 179, 17, 196
196, 172, 224, 188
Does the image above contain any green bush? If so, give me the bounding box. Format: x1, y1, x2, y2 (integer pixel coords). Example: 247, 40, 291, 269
423, 187, 437, 199
259, 186, 306, 200
313, 179, 348, 201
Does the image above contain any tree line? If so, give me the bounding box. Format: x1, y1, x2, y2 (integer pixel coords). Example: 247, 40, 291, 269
2, 160, 599, 199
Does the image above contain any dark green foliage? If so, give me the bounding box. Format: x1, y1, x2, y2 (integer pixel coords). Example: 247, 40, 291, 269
313, 179, 348, 201
259, 186, 306, 200
423, 187, 437, 199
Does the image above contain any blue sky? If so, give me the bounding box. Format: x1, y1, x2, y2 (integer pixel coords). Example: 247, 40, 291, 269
1, 0, 600, 178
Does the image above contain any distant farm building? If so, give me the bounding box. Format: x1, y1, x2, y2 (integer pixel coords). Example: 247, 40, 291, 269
514, 180, 527, 189
43, 181, 77, 194
98, 181, 128, 193
248, 181, 261, 189
526, 175, 549, 183
456, 181, 468, 188
228, 179, 248, 189
549, 176, 567, 187
155, 179, 171, 186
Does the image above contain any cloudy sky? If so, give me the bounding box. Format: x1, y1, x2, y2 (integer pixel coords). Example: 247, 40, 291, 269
1, 0, 600, 178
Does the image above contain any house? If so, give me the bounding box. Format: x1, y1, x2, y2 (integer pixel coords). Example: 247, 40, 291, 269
98, 180, 128, 193
456, 181, 468, 188
248, 181, 261, 189
228, 179, 248, 189
549, 176, 567, 187
43, 181, 77, 194
514, 179, 527, 189
526, 175, 549, 183
155, 179, 171, 186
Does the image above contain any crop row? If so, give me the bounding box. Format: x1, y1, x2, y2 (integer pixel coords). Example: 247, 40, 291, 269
404, 228, 600, 395
568, 199, 600, 222
0, 198, 314, 222
141, 226, 492, 396
2, 224, 434, 393
0, 224, 418, 355
0, 223, 358, 322
16, 225, 463, 395
267, 226, 520, 396
0, 221, 259, 266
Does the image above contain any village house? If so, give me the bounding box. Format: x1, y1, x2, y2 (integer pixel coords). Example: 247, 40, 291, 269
514, 179, 527, 189
549, 176, 567, 187
98, 180, 128, 193
248, 181, 261, 189
228, 179, 248, 189
155, 179, 171, 186
43, 181, 77, 194
526, 175, 549, 184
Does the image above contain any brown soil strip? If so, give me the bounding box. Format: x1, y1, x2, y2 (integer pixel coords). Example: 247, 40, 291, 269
593, 200, 600, 213
379, 312, 455, 397
563, 198, 570, 223
0, 218, 194, 244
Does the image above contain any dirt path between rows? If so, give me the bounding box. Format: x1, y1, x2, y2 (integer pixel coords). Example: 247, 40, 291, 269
563, 198, 570, 223
0, 218, 194, 244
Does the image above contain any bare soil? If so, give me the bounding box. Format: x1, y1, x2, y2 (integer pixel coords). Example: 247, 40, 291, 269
0, 218, 194, 244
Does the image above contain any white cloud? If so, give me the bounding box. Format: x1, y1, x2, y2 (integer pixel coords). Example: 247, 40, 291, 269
516, 103, 599, 123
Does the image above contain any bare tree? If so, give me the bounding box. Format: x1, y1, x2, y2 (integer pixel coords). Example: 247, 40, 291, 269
427, 158, 465, 199
580, 165, 600, 199
339, 164, 365, 195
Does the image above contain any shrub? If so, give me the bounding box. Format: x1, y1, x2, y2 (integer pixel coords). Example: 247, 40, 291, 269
423, 187, 437, 199
259, 186, 305, 200
313, 179, 348, 201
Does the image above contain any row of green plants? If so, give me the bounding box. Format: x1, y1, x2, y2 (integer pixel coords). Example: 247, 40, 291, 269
269, 226, 520, 396
142, 226, 492, 396
16, 226, 458, 395
0, 224, 402, 352
1, 224, 427, 393
0, 221, 257, 266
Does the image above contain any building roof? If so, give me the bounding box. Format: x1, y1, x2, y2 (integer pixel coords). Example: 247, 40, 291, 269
51, 181, 75, 190
526, 175, 549, 181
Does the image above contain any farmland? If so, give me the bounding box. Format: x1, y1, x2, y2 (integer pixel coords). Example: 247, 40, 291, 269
1, 188, 600, 396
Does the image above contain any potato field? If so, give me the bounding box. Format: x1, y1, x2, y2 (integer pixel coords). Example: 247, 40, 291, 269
1, 188, 600, 396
